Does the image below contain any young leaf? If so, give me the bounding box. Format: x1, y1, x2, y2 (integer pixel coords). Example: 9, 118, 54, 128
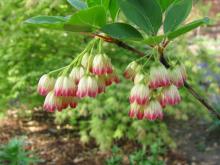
164, 0, 192, 33
68, 6, 106, 28
109, 0, 119, 21
119, 0, 162, 35
101, 23, 143, 40
156, 0, 176, 12
67, 0, 88, 9
167, 17, 210, 40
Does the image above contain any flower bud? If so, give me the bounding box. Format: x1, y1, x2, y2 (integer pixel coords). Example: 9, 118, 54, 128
129, 83, 150, 105
77, 75, 98, 98
92, 54, 113, 75
43, 91, 63, 112
124, 61, 139, 80
149, 65, 171, 89
134, 73, 145, 84
37, 74, 55, 96
70, 66, 85, 84
54, 76, 76, 97
81, 53, 93, 71
144, 100, 163, 121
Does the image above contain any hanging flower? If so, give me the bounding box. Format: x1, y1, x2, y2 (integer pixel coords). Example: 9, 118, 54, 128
54, 76, 76, 97
76, 75, 98, 98
134, 73, 145, 84
70, 66, 85, 84
129, 83, 150, 105
43, 91, 63, 112
81, 53, 93, 71
37, 74, 55, 96
62, 97, 78, 109
144, 100, 163, 121
149, 65, 171, 89
92, 54, 113, 75
97, 76, 106, 94
129, 102, 145, 120
123, 61, 139, 80
160, 85, 181, 106
170, 64, 187, 87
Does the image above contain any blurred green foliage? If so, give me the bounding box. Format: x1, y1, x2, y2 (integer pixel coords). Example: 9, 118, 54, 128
0, 0, 220, 155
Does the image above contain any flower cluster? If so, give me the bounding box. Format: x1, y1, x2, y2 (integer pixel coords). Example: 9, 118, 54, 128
125, 62, 186, 121
37, 43, 119, 112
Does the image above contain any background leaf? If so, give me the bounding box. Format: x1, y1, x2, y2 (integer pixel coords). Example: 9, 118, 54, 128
167, 17, 210, 40
119, 0, 162, 35
87, 0, 110, 10
67, 0, 88, 9
68, 6, 106, 28
101, 23, 143, 40
164, 0, 192, 33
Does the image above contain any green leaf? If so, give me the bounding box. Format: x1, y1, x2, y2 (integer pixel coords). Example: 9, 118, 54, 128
87, 0, 110, 10
156, 0, 175, 12
119, 0, 162, 35
109, 0, 119, 21
164, 0, 192, 33
68, 6, 106, 28
144, 35, 165, 45
24, 16, 92, 32
101, 23, 143, 40
168, 17, 210, 40
67, 0, 87, 9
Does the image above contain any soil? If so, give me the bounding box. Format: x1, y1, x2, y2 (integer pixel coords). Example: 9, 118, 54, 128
0, 109, 220, 165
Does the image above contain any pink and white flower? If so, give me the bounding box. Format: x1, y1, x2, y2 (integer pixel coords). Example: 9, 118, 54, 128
76, 75, 98, 98
105, 71, 120, 86
62, 97, 78, 109
54, 76, 76, 97
149, 65, 171, 89
123, 61, 139, 80
129, 102, 145, 120
129, 83, 150, 105
169, 64, 187, 87
70, 66, 85, 84
160, 85, 181, 106
144, 100, 163, 121
43, 91, 63, 112
37, 74, 55, 96
92, 54, 113, 75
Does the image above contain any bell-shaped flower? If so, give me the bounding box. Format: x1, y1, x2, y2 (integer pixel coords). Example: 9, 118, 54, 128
76, 75, 98, 98
129, 83, 150, 105
134, 73, 145, 84
54, 76, 76, 97
160, 85, 181, 106
170, 64, 187, 87
81, 53, 93, 71
61, 97, 78, 109
70, 66, 85, 84
129, 102, 145, 120
43, 91, 63, 112
97, 76, 106, 94
37, 74, 55, 96
92, 54, 113, 75
149, 65, 171, 89
144, 100, 163, 121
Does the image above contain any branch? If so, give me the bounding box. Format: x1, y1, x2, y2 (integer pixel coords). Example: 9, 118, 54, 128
83, 33, 220, 119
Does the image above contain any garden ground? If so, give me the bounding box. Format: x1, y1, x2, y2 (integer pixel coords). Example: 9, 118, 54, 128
0, 109, 219, 165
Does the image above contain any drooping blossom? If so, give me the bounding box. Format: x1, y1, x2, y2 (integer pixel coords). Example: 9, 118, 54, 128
76, 75, 98, 98
105, 70, 120, 86
144, 100, 163, 121
61, 97, 78, 109
169, 64, 187, 87
54, 76, 76, 97
81, 53, 93, 71
129, 83, 150, 105
129, 102, 145, 120
37, 74, 55, 96
149, 65, 171, 89
134, 73, 145, 84
92, 54, 113, 75
43, 91, 63, 112
70, 66, 85, 84
97, 76, 106, 94
123, 61, 140, 80
159, 85, 181, 106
